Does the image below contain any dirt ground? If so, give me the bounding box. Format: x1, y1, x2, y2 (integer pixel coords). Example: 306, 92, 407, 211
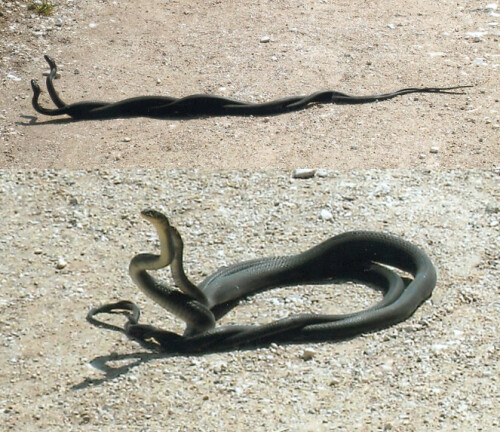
0, 2, 499, 432
0, 0, 499, 169
1, 170, 499, 431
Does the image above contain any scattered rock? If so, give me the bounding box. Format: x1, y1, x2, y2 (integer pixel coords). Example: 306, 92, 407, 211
320, 208, 333, 221
292, 169, 316, 179
300, 348, 317, 360
56, 258, 67, 269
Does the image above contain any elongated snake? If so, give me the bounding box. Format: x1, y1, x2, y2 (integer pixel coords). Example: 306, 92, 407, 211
87, 210, 437, 353
31, 55, 470, 119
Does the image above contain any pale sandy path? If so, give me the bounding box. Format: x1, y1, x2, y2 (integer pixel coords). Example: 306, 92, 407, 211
1, 0, 498, 169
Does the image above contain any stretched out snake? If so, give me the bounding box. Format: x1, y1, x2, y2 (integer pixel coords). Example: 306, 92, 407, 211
31, 55, 471, 119
87, 210, 437, 353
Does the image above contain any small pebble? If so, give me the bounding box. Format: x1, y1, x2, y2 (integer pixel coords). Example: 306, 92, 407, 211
292, 169, 316, 179
55, 18, 63, 27
56, 258, 67, 270
260, 35, 271, 43
320, 209, 333, 221
43, 71, 61, 78
430, 146, 439, 153
7, 73, 21, 81
301, 348, 317, 360
123, 137, 131, 142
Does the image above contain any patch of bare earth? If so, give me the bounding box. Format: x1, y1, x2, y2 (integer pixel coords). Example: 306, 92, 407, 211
0, 0, 498, 169
0, 1, 499, 431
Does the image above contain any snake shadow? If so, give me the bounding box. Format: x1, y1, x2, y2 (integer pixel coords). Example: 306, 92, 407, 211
72, 305, 370, 391
20, 104, 320, 126
17, 114, 76, 126
71, 336, 359, 391
73, 269, 420, 391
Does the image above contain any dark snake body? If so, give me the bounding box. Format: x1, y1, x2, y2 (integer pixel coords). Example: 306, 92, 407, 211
32, 55, 471, 120
88, 228, 437, 353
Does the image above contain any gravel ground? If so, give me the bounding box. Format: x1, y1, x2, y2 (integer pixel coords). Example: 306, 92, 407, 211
1, 1, 499, 431
1, 169, 498, 431
1, 0, 499, 168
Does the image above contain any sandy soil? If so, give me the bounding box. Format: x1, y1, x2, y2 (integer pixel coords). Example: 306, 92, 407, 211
0, 2, 499, 432
1, 0, 499, 169
1, 170, 499, 431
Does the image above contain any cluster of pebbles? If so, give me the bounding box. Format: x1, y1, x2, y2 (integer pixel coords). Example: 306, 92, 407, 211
1, 170, 498, 430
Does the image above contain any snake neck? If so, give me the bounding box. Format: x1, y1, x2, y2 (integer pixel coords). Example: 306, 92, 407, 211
44, 55, 66, 108
160, 225, 209, 305
128, 253, 166, 282
128, 253, 167, 306
128, 256, 216, 333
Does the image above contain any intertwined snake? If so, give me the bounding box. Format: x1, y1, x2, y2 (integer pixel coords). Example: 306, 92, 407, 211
31, 55, 471, 119
87, 210, 437, 353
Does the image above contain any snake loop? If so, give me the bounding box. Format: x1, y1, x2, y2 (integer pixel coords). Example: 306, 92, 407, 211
32, 55, 471, 120
87, 210, 437, 353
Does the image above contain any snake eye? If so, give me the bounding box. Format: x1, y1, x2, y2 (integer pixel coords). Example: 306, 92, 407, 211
140, 209, 170, 224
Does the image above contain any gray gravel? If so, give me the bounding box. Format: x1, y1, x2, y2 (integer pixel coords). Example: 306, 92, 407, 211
0, 169, 498, 431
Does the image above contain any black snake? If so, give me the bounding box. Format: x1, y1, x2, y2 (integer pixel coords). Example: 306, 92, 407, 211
87, 210, 437, 353
31, 55, 471, 120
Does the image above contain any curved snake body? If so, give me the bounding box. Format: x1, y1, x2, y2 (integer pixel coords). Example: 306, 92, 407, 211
32, 55, 471, 119
88, 210, 437, 353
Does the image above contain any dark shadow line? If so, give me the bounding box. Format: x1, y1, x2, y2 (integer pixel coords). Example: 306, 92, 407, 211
20, 104, 318, 125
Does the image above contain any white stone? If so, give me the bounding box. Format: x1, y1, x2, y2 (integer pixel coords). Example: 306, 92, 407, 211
56, 258, 67, 269
320, 209, 333, 221
292, 169, 315, 179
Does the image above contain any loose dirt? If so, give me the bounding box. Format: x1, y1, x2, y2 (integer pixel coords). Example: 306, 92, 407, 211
1, 170, 499, 431
1, 0, 499, 169
1, 1, 499, 431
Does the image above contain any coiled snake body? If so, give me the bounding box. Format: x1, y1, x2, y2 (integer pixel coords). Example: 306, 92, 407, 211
32, 55, 471, 119
88, 210, 437, 353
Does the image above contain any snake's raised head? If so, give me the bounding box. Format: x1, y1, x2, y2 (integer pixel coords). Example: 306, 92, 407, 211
31, 79, 41, 98
140, 209, 170, 228
44, 55, 57, 71
137, 209, 177, 273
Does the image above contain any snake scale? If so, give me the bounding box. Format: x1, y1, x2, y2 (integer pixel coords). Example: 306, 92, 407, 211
31, 55, 471, 119
87, 210, 437, 353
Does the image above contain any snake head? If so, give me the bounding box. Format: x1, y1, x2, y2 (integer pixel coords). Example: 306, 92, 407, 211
44, 54, 57, 71
140, 209, 171, 226
31, 79, 41, 96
